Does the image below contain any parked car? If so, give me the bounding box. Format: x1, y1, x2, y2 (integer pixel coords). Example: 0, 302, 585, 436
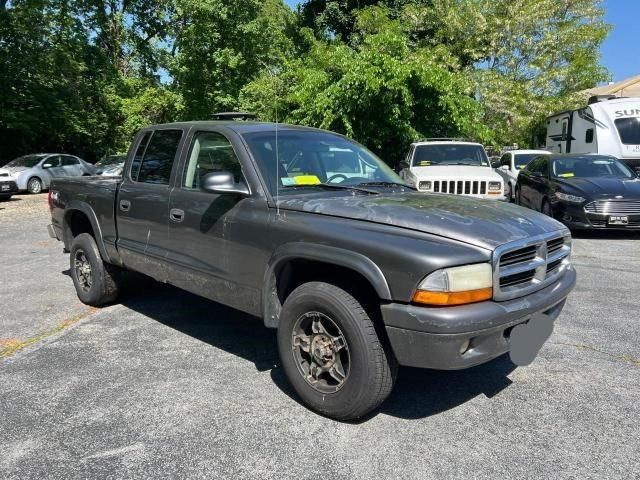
516, 153, 640, 229
0, 154, 95, 194
0, 173, 19, 200
398, 139, 506, 200
496, 149, 551, 201
47, 121, 576, 420
95, 154, 126, 176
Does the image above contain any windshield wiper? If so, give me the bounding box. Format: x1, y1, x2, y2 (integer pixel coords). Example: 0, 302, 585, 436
356, 181, 416, 190
281, 183, 379, 195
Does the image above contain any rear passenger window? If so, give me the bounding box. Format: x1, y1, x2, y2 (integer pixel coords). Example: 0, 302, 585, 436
135, 130, 183, 185
130, 132, 151, 180
61, 156, 79, 166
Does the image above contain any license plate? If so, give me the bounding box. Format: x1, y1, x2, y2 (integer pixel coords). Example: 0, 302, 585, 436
0, 185, 9, 191
608, 215, 629, 225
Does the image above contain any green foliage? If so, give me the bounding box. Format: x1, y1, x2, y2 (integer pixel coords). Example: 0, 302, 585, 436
242, 6, 488, 165
0, 0, 611, 163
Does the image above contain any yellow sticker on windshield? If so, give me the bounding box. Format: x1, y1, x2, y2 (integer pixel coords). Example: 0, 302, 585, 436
558, 173, 575, 178
417, 161, 431, 166
294, 175, 321, 185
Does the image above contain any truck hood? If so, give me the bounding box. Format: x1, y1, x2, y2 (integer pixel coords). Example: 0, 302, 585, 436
410, 165, 500, 180
277, 192, 565, 250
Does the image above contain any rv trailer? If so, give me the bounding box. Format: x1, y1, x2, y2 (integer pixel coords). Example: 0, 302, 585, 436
545, 96, 640, 171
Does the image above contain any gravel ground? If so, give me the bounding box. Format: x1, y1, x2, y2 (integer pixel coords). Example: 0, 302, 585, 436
0, 194, 639, 479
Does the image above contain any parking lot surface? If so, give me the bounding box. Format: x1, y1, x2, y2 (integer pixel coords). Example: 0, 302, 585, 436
1, 194, 639, 479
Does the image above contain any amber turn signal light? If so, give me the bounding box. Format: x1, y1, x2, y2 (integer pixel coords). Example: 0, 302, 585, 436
412, 287, 493, 306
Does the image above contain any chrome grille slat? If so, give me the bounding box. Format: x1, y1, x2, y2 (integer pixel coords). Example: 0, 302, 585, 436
493, 231, 571, 301
426, 179, 489, 196
584, 200, 640, 215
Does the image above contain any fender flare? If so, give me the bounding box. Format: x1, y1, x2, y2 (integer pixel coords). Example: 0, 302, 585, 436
262, 242, 391, 328
62, 202, 112, 263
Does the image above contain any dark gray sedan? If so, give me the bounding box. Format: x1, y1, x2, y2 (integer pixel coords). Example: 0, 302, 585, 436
0, 154, 96, 194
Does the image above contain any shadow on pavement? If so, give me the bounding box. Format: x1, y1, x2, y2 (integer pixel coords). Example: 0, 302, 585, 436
115, 280, 516, 421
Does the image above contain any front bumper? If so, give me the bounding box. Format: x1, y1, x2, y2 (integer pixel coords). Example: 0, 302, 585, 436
381, 266, 576, 369
554, 201, 640, 229
0, 179, 18, 196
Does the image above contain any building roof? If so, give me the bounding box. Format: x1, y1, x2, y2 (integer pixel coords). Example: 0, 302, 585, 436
581, 74, 640, 98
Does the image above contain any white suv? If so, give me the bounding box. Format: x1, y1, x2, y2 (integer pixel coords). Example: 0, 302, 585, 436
398, 139, 506, 200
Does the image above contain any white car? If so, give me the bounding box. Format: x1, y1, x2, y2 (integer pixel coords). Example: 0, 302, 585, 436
495, 149, 550, 201
398, 140, 506, 200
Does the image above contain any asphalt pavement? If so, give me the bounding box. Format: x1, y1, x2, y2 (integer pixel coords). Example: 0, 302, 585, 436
1, 194, 639, 479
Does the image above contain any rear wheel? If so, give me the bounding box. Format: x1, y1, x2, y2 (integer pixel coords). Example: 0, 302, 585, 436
70, 233, 121, 306
277, 282, 397, 421
27, 177, 42, 194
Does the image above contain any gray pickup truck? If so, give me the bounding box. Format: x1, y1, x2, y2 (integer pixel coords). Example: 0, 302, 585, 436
48, 121, 576, 420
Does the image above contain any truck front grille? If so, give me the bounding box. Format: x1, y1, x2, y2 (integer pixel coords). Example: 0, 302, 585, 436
493, 231, 571, 301
432, 180, 487, 195
584, 200, 640, 215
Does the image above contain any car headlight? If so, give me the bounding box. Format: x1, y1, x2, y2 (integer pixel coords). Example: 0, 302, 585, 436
488, 181, 502, 193
418, 181, 432, 191
555, 192, 585, 203
413, 263, 493, 306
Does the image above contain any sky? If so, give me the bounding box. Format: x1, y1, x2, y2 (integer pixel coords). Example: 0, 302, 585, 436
284, 0, 637, 83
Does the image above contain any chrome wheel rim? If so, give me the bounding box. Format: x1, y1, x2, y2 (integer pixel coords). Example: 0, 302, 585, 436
291, 311, 350, 394
29, 179, 41, 193
74, 249, 93, 292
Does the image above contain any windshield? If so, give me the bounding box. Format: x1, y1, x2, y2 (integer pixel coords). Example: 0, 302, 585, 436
412, 144, 489, 167
615, 117, 640, 145
6, 155, 44, 168
514, 153, 548, 169
552, 156, 635, 179
242, 130, 403, 195
96, 155, 125, 167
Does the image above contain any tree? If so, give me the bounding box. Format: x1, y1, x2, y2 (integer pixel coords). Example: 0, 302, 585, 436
242, 6, 488, 166
170, 0, 296, 119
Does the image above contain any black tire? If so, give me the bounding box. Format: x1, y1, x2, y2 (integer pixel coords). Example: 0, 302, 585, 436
27, 177, 43, 194
70, 233, 121, 306
277, 282, 397, 421
0, 196, 11, 201
515, 187, 522, 205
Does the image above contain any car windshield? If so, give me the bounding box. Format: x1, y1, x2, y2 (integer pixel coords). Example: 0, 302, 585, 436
615, 117, 640, 145
551, 156, 635, 179
96, 155, 125, 167
514, 153, 548, 169
412, 144, 489, 167
242, 130, 403, 195
5, 155, 44, 168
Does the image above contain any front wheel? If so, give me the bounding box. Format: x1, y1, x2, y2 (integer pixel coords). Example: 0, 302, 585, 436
27, 177, 43, 194
70, 233, 122, 306
277, 282, 397, 420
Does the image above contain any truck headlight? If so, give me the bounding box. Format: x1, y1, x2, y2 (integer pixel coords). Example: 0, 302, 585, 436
413, 263, 493, 306
488, 181, 502, 193
555, 192, 585, 203
418, 181, 432, 191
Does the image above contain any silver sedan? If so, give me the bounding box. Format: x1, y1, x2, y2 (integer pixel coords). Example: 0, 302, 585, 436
0, 154, 96, 194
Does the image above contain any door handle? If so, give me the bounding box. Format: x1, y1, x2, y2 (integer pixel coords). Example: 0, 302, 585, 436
170, 208, 185, 222
119, 199, 131, 212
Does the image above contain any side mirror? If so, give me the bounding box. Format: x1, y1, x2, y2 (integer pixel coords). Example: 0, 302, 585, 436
200, 171, 249, 196
490, 160, 501, 169
42, 163, 53, 169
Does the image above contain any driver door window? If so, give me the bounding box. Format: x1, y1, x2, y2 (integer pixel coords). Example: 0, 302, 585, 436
183, 131, 244, 189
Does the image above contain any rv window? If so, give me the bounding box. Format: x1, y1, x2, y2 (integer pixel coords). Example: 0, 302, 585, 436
615, 118, 640, 145
561, 120, 568, 138
585, 129, 594, 144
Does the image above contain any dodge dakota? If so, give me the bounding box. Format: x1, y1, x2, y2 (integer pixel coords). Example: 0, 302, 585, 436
47, 121, 576, 420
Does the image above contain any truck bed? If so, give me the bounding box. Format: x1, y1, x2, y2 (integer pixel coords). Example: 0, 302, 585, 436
49, 176, 122, 256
